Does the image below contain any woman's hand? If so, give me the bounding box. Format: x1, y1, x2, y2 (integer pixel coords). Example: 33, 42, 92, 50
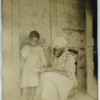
47, 64, 52, 68
48, 69, 67, 76
40, 65, 47, 69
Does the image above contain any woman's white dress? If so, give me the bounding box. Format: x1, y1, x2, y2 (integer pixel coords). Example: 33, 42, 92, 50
35, 50, 78, 100
21, 45, 47, 88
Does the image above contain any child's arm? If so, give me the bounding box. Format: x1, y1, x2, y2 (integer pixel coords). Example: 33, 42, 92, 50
21, 45, 29, 58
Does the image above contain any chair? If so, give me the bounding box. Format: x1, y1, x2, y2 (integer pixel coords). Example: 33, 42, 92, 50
67, 49, 78, 99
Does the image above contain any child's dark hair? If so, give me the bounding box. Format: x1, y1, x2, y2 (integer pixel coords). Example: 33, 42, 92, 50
29, 30, 40, 39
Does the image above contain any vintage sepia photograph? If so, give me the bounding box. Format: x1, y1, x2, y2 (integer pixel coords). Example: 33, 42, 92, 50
2, 0, 98, 100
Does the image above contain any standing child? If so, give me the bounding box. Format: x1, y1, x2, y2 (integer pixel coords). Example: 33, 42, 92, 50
21, 31, 47, 100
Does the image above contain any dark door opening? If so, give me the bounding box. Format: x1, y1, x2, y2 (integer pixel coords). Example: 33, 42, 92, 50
92, 0, 97, 79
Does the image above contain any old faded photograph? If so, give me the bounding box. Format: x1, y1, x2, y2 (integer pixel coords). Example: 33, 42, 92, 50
2, 0, 98, 100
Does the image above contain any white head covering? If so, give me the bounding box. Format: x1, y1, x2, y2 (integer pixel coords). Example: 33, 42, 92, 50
53, 37, 67, 48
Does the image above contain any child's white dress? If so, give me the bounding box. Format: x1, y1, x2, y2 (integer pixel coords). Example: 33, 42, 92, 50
21, 45, 47, 88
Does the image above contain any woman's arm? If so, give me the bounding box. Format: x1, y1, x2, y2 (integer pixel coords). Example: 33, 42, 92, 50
65, 53, 76, 80
40, 48, 47, 68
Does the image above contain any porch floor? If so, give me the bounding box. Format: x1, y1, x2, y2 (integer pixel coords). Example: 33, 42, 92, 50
70, 89, 97, 100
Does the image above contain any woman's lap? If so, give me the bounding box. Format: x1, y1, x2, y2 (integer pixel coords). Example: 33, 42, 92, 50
36, 72, 75, 100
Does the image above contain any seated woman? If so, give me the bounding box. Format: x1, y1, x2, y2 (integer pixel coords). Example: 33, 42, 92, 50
35, 37, 78, 100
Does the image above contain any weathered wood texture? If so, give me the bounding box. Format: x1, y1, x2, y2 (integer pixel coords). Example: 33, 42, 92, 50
57, 0, 85, 46
19, 0, 51, 48
2, 0, 20, 100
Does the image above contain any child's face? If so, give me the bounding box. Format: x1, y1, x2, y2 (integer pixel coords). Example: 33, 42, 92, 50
30, 37, 39, 47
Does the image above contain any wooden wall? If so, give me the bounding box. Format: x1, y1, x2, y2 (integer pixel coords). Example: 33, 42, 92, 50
2, 0, 91, 100
2, 0, 20, 100
19, 0, 51, 48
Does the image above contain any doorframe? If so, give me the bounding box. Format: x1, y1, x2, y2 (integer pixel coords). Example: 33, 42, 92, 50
86, 0, 97, 99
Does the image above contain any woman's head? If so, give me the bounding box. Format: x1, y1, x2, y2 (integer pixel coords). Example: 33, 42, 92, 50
29, 31, 40, 47
53, 37, 67, 57
54, 47, 65, 57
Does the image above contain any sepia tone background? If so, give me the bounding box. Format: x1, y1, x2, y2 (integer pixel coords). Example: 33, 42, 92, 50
2, 0, 97, 100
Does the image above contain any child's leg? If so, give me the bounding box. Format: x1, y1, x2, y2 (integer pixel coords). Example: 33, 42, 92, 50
22, 87, 29, 100
29, 87, 36, 100
22, 87, 32, 100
